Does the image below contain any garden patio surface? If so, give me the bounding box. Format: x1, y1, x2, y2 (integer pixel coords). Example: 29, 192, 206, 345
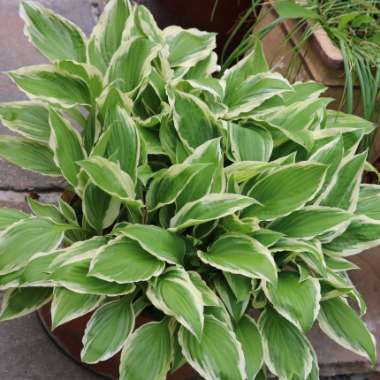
1, 1, 380, 379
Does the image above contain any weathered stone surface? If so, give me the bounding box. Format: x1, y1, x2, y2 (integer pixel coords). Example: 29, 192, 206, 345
310, 247, 380, 376
0, 0, 95, 191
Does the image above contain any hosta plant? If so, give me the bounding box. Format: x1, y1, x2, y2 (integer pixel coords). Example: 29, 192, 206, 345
0, 1, 379, 379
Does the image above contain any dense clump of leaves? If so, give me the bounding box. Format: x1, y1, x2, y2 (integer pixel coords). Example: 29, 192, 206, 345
0, 1, 378, 379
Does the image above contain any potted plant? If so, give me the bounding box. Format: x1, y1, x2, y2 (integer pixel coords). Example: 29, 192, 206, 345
0, 1, 379, 379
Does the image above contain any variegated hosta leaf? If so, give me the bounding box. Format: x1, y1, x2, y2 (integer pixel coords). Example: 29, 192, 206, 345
51, 287, 102, 329
170, 90, 219, 150
20, 1, 86, 62
223, 41, 268, 94
235, 315, 264, 380
324, 215, 380, 256
214, 276, 249, 322
225, 161, 279, 183
116, 224, 186, 265
78, 156, 136, 201
20, 251, 56, 287
48, 236, 107, 271
0, 101, 50, 142
0, 217, 71, 275
251, 228, 284, 247
0, 135, 60, 176
164, 26, 216, 68
224, 273, 251, 302
170, 193, 256, 231
309, 136, 344, 196
87, 0, 132, 73
106, 36, 160, 95
83, 183, 121, 232
224, 72, 292, 119
188, 271, 220, 307
146, 163, 207, 210
176, 138, 225, 209
272, 238, 326, 276
119, 319, 174, 380
319, 297, 376, 364
104, 106, 140, 182
244, 163, 326, 220
269, 206, 352, 239
81, 297, 135, 364
27, 197, 65, 224
49, 109, 86, 188
199, 233, 277, 284
50, 258, 136, 296
8, 65, 91, 106
228, 123, 273, 162
318, 151, 367, 212
89, 237, 165, 283
178, 314, 246, 380
0, 208, 28, 230
264, 272, 321, 332
356, 188, 380, 220
0, 287, 51, 321
147, 267, 204, 339
259, 308, 313, 380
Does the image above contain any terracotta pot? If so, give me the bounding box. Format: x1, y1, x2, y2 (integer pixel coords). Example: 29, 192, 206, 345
38, 303, 199, 380
137, 0, 255, 57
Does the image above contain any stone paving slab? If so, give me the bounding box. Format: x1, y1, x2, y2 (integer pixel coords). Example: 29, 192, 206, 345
0, 0, 94, 191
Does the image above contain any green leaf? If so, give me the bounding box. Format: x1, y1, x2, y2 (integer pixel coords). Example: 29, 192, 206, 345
244, 163, 326, 220
89, 237, 165, 283
170, 193, 256, 231
324, 216, 380, 256
0, 135, 60, 176
79, 156, 136, 201
0, 208, 28, 230
319, 151, 367, 212
0, 287, 51, 321
269, 206, 352, 239
0, 217, 69, 275
170, 90, 218, 150
264, 272, 320, 332
164, 26, 216, 68
106, 36, 159, 95
178, 314, 245, 380
120, 319, 174, 380
81, 297, 135, 364
235, 315, 264, 380
20, 251, 56, 286
224, 72, 292, 118
87, 0, 132, 73
147, 267, 203, 339
225, 161, 278, 183
9, 65, 91, 106
51, 287, 102, 329
229, 123, 273, 162
83, 183, 121, 231
356, 191, 380, 220
146, 163, 207, 210
49, 109, 86, 187
274, 0, 320, 19
51, 258, 135, 296
0, 101, 50, 142
20, 0, 86, 62
199, 233, 277, 284
116, 224, 186, 265
259, 308, 313, 380
319, 297, 376, 364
